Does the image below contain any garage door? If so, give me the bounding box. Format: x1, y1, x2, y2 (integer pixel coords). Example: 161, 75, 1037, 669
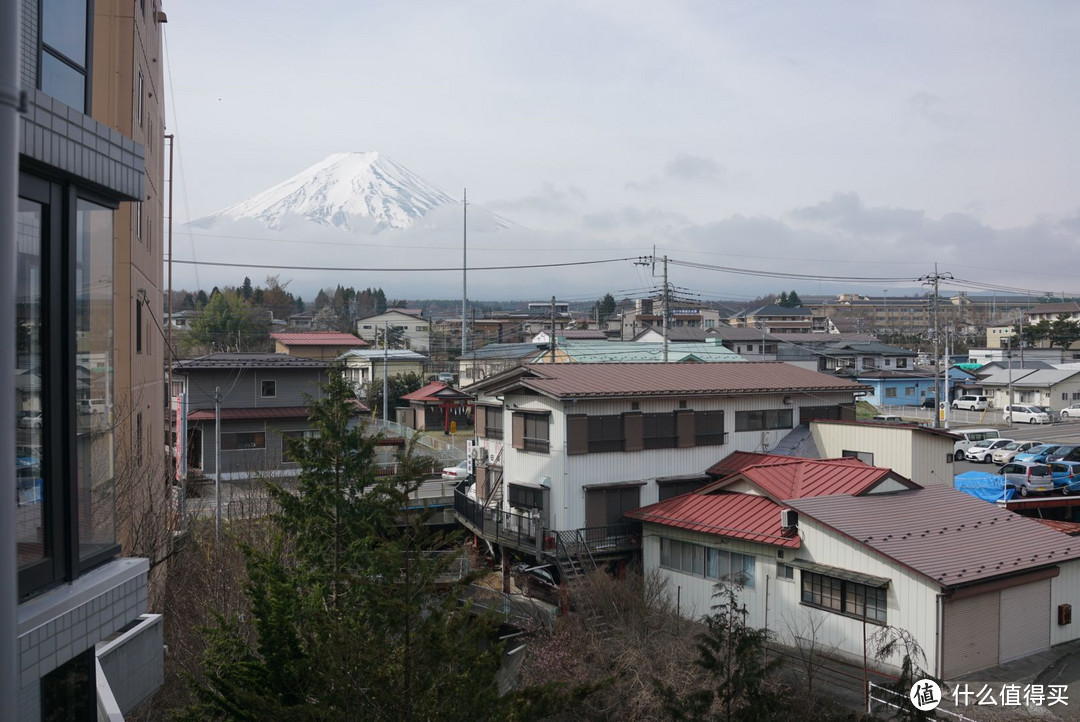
999, 581, 1051, 663
943, 593, 1000, 678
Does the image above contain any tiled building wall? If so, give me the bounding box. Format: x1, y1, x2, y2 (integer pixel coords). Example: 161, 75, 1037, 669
17, 559, 149, 722
19, 88, 144, 201
19, 0, 37, 88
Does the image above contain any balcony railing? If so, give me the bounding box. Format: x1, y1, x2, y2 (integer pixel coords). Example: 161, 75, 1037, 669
454, 491, 640, 560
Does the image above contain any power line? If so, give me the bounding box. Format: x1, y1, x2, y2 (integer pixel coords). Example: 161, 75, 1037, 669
170, 256, 638, 272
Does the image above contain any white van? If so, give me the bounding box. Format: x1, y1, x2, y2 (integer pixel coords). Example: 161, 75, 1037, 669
952, 427, 1001, 461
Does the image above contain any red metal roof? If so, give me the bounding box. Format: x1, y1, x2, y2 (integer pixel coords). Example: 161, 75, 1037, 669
188, 407, 312, 421
508, 362, 868, 398
402, 381, 448, 401
788, 486, 1080, 588
1033, 518, 1080, 536
271, 332, 368, 347
626, 491, 800, 549
701, 453, 911, 500
706, 451, 810, 478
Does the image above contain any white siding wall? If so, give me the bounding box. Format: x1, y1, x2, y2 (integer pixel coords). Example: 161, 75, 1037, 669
811, 423, 955, 486
499, 391, 854, 531
644, 517, 944, 676
1051, 560, 1080, 646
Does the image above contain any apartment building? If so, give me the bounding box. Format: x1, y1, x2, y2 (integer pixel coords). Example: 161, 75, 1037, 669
4, 1, 166, 718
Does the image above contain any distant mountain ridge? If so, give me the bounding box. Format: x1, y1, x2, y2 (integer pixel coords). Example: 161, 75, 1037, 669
192, 151, 511, 232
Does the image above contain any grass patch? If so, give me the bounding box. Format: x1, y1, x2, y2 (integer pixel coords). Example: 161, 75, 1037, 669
856, 400, 879, 420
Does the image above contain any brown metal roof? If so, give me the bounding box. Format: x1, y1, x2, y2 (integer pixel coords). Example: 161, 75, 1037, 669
271, 332, 368, 346
513, 362, 869, 398
626, 491, 800, 548
188, 407, 312, 421
788, 486, 1080, 589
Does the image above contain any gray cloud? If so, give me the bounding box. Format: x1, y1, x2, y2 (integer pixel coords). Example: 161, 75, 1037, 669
581, 207, 692, 232
789, 192, 926, 237
487, 182, 588, 214
626, 153, 728, 191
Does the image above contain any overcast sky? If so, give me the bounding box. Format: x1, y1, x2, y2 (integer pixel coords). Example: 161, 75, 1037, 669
163, 1, 1080, 305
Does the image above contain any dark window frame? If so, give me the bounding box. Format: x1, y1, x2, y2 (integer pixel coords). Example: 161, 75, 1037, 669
508, 484, 544, 510
800, 570, 887, 624
220, 431, 267, 451
734, 408, 794, 432
694, 410, 726, 446
643, 412, 678, 450
260, 379, 277, 398
38, 0, 94, 113
17, 172, 121, 599
587, 414, 624, 453
483, 406, 503, 440
517, 411, 549, 453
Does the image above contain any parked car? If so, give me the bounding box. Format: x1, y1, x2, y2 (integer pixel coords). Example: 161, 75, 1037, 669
872, 415, 905, 424
952, 395, 989, 411
1035, 406, 1058, 421
1060, 403, 1080, 419
991, 440, 1043, 465
996, 461, 1054, 496
1002, 404, 1051, 425
921, 396, 938, 409
1051, 461, 1080, 494
1014, 444, 1066, 464
18, 411, 42, 429
965, 438, 1014, 463
952, 427, 1002, 461
441, 459, 470, 480
1049, 444, 1080, 463
77, 398, 107, 415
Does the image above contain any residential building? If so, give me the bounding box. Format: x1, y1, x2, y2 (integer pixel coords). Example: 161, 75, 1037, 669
815, 340, 918, 375
856, 369, 939, 407
808, 419, 957, 485
557, 339, 744, 364
986, 325, 1015, 349
460, 363, 867, 548
1027, 302, 1080, 324
616, 299, 723, 341
338, 348, 427, 396
977, 367, 1080, 410
357, 309, 431, 351
172, 354, 330, 480
728, 304, 829, 334
458, 342, 550, 387
7, 0, 165, 717
630, 456, 1080, 678
967, 347, 1064, 366
271, 331, 367, 360
531, 328, 607, 344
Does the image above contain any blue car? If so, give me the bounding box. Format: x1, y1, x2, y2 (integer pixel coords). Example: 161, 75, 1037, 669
1015, 444, 1067, 464
1051, 461, 1080, 494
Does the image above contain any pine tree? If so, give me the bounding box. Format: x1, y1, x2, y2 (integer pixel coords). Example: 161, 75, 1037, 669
181, 372, 577, 720
787, 290, 802, 308
777, 292, 789, 307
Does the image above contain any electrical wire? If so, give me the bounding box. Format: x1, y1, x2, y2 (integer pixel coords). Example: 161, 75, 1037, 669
170, 256, 639, 272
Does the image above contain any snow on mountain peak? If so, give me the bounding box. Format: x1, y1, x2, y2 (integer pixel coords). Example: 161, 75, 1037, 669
193, 151, 465, 231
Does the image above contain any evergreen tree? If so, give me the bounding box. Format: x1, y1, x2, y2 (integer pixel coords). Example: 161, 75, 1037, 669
362, 370, 426, 417
777, 291, 789, 307
598, 293, 617, 318
187, 290, 269, 352
656, 583, 787, 721
1048, 314, 1080, 350
240, 276, 253, 300
787, 290, 802, 308
181, 372, 577, 720
196, 289, 209, 307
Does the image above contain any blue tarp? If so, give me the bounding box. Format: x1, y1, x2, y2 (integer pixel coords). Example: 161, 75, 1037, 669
954, 471, 1015, 503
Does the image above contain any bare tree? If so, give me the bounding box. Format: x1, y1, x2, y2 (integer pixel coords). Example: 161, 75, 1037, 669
782, 610, 843, 698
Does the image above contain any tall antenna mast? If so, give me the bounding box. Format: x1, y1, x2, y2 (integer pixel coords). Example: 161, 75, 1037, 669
461, 188, 468, 358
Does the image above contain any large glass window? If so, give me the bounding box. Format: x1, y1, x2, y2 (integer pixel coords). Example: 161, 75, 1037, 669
221, 432, 267, 451
40, 0, 90, 111
659, 538, 755, 588
16, 199, 45, 571
17, 176, 119, 598
76, 199, 115, 563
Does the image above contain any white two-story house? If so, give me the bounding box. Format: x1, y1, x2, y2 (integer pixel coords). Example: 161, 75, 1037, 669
457, 363, 868, 573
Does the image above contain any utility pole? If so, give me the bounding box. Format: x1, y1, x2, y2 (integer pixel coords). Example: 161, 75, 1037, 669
214, 386, 222, 542
549, 295, 556, 363
461, 189, 468, 358
662, 255, 669, 363
382, 321, 389, 422
919, 265, 953, 428
165, 133, 175, 483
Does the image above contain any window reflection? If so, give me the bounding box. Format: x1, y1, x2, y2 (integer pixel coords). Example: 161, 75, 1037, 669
16, 199, 44, 568
76, 199, 114, 561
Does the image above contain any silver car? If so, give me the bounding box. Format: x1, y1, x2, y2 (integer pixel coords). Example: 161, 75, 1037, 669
991, 440, 1043, 465
997, 461, 1054, 496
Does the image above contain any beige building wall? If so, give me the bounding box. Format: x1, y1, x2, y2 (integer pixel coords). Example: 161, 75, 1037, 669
92, 1, 167, 564
810, 421, 955, 486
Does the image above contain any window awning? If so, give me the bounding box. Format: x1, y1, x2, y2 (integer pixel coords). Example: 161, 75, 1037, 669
509, 480, 548, 491
656, 474, 710, 486
790, 559, 891, 588
581, 480, 648, 490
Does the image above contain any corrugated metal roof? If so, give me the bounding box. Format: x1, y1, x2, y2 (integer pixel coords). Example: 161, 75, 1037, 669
461, 343, 548, 361
788, 486, 1080, 588
513, 362, 869, 398
271, 332, 368, 346
173, 353, 328, 370
557, 340, 742, 363
400, 382, 473, 402
188, 406, 313, 421
626, 491, 801, 548
1034, 519, 1080, 536
811, 418, 960, 441
337, 349, 427, 361
705, 451, 806, 478
737, 461, 897, 500
981, 368, 1080, 387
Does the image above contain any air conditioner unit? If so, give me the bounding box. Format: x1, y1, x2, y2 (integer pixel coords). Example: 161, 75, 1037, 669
472, 447, 488, 464
780, 509, 798, 530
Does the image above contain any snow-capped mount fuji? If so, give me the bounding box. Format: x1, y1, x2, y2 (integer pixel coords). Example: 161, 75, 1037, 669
192, 151, 508, 232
